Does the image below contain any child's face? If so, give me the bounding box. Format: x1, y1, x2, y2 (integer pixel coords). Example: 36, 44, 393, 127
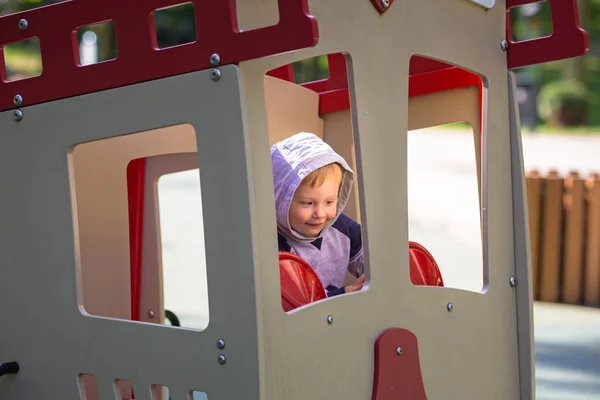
289, 173, 342, 238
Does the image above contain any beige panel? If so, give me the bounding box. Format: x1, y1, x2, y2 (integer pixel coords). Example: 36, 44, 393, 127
264, 75, 324, 143
322, 109, 359, 222
236, 0, 523, 397
71, 125, 196, 321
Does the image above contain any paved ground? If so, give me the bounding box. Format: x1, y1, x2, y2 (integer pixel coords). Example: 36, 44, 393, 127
157, 128, 600, 398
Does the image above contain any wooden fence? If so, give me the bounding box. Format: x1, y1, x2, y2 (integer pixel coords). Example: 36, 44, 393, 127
526, 170, 600, 306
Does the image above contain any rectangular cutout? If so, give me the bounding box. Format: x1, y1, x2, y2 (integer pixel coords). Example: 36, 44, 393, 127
114, 379, 133, 400
77, 373, 99, 400
70, 124, 209, 331
152, 2, 197, 49
189, 390, 209, 400
265, 53, 367, 313
509, 1, 552, 42
2, 37, 42, 82
75, 20, 118, 66
0, 1, 68, 17
407, 54, 486, 293
151, 384, 169, 400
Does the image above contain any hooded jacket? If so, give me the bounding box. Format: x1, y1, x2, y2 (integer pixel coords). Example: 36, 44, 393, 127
271, 132, 364, 297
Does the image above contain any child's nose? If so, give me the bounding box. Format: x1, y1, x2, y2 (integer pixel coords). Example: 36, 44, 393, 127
313, 206, 326, 218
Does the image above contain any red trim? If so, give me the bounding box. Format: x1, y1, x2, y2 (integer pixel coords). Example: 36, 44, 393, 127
267, 65, 295, 81
369, 0, 395, 14
126, 158, 146, 322
372, 328, 427, 400
0, 0, 319, 112
506, 0, 588, 69
308, 58, 482, 115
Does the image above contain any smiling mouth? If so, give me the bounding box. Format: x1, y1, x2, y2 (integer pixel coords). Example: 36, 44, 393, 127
306, 222, 324, 227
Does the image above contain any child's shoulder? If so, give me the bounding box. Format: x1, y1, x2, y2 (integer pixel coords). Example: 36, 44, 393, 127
331, 214, 361, 245
332, 213, 360, 231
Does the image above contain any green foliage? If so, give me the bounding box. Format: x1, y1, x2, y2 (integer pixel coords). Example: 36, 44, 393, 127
537, 80, 590, 127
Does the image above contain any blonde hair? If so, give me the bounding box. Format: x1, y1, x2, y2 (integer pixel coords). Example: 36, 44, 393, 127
301, 162, 343, 188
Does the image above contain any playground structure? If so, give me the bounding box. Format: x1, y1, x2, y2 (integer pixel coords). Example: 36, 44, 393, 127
0, 0, 589, 399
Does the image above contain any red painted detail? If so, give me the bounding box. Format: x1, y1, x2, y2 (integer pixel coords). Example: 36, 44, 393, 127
372, 328, 428, 400
318, 89, 351, 115
409, 241, 444, 287
409, 56, 454, 75
279, 251, 326, 312
369, 0, 395, 14
0, 0, 319, 112
267, 65, 295, 82
267, 54, 481, 115
409, 66, 481, 98
126, 158, 146, 322
506, 0, 588, 69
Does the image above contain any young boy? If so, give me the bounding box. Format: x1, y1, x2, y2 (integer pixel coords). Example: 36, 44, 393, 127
271, 132, 365, 297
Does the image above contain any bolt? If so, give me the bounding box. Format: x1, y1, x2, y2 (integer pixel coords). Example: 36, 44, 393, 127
211, 69, 221, 81
18, 19, 28, 31
218, 354, 226, 365
210, 53, 221, 67
501, 39, 508, 51
13, 109, 23, 122
217, 339, 225, 349
396, 347, 402, 356
327, 315, 333, 324
148, 310, 155, 319
381, 0, 390, 8
447, 302, 453, 312
13, 95, 23, 107
509, 275, 517, 287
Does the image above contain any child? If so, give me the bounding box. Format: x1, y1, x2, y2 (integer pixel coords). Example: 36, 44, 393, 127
271, 132, 365, 297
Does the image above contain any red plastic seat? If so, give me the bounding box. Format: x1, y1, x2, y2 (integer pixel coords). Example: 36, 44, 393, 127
409, 241, 444, 287
279, 252, 327, 312
279, 242, 443, 312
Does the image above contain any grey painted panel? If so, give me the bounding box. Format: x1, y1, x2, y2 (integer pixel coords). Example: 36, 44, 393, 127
0, 66, 259, 399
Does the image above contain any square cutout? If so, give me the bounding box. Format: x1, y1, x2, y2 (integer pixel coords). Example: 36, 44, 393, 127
152, 2, 197, 49
75, 21, 118, 66
2, 37, 42, 82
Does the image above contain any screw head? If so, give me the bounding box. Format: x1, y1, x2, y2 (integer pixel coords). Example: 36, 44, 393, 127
18, 19, 28, 31
210, 53, 221, 67
509, 275, 517, 287
211, 69, 221, 81
381, 0, 390, 8
447, 302, 453, 312
217, 339, 225, 349
148, 310, 155, 319
13, 109, 23, 122
13, 95, 23, 107
218, 354, 227, 365
396, 347, 402, 356
327, 315, 333, 324
501, 39, 508, 51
